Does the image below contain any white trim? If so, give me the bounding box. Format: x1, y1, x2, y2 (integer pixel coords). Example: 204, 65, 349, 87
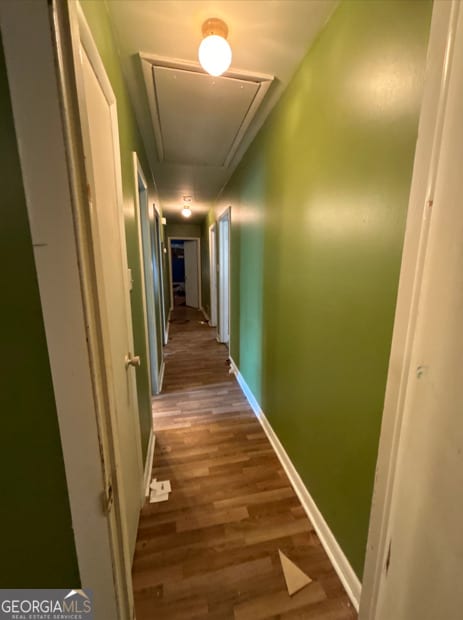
229, 358, 361, 611
134, 155, 166, 397
359, 3, 458, 618
143, 431, 156, 498
153, 208, 168, 347
165, 308, 172, 344
158, 360, 166, 393
132, 152, 156, 396
217, 205, 231, 221
201, 307, 210, 322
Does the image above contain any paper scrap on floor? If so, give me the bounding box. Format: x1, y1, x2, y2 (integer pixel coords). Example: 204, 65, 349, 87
149, 478, 171, 503
150, 480, 171, 494
149, 490, 169, 503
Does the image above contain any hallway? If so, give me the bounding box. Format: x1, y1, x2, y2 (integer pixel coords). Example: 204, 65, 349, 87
132, 307, 356, 619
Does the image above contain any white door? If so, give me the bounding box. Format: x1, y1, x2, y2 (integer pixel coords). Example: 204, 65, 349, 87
1, 2, 140, 616
374, 6, 463, 619
218, 210, 230, 344
209, 224, 218, 327
184, 239, 199, 308
78, 35, 143, 563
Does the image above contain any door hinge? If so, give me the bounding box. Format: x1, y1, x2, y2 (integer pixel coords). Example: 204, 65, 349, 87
101, 479, 114, 515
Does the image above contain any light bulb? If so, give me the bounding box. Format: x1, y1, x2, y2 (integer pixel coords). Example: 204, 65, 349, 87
198, 35, 232, 77
181, 206, 192, 218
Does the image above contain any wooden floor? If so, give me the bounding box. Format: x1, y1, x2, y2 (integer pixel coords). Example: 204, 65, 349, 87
132, 306, 357, 619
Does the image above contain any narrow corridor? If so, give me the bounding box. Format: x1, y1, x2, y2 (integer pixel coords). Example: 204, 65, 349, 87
132, 307, 357, 619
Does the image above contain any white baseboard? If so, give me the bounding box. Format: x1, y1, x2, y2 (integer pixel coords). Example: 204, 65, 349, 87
158, 360, 165, 394
143, 431, 156, 498
229, 358, 361, 611
200, 307, 210, 322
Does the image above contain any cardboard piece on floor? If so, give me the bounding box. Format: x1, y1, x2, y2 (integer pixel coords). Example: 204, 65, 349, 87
278, 549, 312, 596
149, 490, 169, 503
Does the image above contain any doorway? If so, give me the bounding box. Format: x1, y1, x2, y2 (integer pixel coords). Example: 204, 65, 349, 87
217, 209, 231, 344
168, 237, 201, 309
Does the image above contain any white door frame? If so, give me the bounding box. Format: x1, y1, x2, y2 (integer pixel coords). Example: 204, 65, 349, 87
167, 236, 202, 310
1, 2, 139, 617
217, 207, 231, 344
152, 206, 168, 347
66, 0, 142, 612
209, 223, 218, 327
359, 2, 458, 617
133, 152, 160, 395
77, 9, 144, 559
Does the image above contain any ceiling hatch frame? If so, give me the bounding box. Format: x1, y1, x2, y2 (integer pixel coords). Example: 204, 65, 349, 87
139, 53, 274, 169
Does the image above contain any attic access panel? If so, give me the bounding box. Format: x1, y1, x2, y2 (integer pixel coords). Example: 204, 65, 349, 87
140, 54, 273, 169
154, 66, 259, 167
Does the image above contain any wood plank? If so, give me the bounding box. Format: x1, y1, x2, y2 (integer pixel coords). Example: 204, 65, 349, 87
176, 506, 249, 533
132, 306, 357, 619
233, 582, 326, 620
213, 486, 294, 509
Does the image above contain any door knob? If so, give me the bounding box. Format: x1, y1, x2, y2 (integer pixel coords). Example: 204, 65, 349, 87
125, 353, 141, 369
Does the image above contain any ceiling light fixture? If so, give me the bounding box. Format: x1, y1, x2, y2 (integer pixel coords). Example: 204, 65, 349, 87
198, 18, 232, 77
181, 205, 192, 218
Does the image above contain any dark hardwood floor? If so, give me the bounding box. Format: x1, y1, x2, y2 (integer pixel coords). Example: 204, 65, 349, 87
132, 306, 357, 619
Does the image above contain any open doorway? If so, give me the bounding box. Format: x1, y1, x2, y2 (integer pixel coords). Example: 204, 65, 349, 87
168, 237, 201, 309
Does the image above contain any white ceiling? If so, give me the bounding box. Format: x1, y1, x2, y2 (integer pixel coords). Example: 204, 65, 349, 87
107, 0, 338, 223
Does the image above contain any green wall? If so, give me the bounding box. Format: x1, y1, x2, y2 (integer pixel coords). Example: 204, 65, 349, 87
220, 0, 432, 578
0, 34, 80, 587
80, 0, 162, 462
166, 222, 202, 238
